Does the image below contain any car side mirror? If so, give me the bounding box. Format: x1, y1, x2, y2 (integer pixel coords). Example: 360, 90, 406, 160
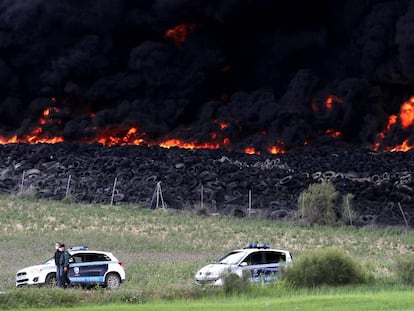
239, 262, 248, 267
69, 258, 74, 263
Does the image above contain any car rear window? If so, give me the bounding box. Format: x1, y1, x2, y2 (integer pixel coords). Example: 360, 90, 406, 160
71, 253, 111, 263
244, 251, 286, 265
264, 251, 285, 263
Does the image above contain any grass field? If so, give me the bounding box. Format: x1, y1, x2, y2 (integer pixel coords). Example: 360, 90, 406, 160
1, 194, 414, 309
7, 288, 414, 311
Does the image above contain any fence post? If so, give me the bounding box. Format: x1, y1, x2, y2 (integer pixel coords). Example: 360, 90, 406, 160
397, 202, 409, 229
110, 176, 118, 206
65, 175, 72, 198
247, 189, 252, 217
20, 171, 25, 194
346, 195, 353, 226
200, 183, 204, 210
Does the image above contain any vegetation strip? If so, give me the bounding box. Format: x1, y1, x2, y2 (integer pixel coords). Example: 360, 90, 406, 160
11, 290, 414, 311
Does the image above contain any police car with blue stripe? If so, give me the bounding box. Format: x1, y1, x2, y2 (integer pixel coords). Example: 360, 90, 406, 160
16, 246, 125, 289
194, 243, 292, 286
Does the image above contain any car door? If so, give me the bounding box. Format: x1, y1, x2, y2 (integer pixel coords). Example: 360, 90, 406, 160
68, 252, 110, 285
239, 251, 263, 282
259, 251, 284, 283
240, 251, 283, 283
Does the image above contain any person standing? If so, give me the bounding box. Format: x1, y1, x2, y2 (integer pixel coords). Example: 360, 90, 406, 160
59, 244, 71, 288
54, 242, 62, 287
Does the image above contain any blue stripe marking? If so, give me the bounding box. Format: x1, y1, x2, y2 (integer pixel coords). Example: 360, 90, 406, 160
69, 276, 104, 283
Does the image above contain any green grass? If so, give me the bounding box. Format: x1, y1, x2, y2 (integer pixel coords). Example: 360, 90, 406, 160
1, 194, 414, 309
9, 288, 414, 311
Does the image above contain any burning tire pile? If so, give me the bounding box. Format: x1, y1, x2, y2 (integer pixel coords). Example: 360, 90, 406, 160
0, 143, 413, 228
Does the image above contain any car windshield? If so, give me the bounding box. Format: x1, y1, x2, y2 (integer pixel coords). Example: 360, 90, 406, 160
216, 251, 246, 265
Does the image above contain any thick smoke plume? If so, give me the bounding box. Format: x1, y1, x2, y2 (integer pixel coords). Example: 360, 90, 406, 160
1, 0, 414, 152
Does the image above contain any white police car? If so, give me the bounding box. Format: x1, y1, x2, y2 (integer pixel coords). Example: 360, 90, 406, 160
195, 243, 292, 286
15, 246, 125, 289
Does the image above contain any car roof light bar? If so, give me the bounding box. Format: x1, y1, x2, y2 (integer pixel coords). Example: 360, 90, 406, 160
69, 246, 89, 251
244, 243, 269, 249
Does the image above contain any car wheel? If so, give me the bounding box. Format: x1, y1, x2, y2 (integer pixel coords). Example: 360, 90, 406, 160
105, 273, 121, 289
45, 273, 57, 287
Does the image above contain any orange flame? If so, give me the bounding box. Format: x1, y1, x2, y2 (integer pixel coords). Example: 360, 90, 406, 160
312, 94, 343, 112
165, 24, 197, 46
40, 107, 60, 125
0, 104, 279, 155
158, 138, 220, 150
0, 106, 64, 145
0, 132, 64, 145
372, 96, 414, 151
325, 96, 333, 110
386, 139, 413, 152
325, 129, 342, 138
372, 115, 398, 151
220, 122, 229, 130
399, 96, 414, 128
268, 145, 285, 154
93, 127, 145, 146
244, 147, 260, 155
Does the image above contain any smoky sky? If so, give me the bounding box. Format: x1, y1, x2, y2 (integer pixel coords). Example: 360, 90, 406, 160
0, 0, 413, 150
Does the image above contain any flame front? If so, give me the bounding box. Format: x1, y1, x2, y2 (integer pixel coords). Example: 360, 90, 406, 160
0, 107, 64, 144
94, 127, 144, 146
158, 138, 221, 150
3, 95, 414, 154
373, 96, 414, 152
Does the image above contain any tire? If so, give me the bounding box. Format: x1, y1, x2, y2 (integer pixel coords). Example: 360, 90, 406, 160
45, 273, 57, 287
279, 175, 292, 185
105, 273, 121, 290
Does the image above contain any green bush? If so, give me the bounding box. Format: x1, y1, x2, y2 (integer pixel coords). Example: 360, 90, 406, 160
283, 248, 367, 288
0, 288, 78, 310
297, 181, 355, 226
222, 272, 250, 295
195, 206, 208, 216
0, 288, 150, 310
395, 255, 414, 285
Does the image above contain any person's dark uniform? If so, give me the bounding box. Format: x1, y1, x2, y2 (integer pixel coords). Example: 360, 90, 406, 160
54, 244, 62, 287
59, 244, 71, 288
54, 248, 61, 265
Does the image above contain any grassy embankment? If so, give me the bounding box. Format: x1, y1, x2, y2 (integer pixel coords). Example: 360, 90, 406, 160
1, 195, 414, 309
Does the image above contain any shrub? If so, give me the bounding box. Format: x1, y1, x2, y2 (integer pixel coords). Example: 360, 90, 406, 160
395, 255, 414, 285
17, 187, 37, 200
297, 181, 356, 225
62, 195, 75, 204
0, 288, 78, 310
283, 248, 366, 288
0, 288, 147, 310
222, 272, 250, 295
195, 206, 208, 216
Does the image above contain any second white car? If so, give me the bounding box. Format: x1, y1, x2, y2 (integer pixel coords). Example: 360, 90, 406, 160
195, 243, 292, 286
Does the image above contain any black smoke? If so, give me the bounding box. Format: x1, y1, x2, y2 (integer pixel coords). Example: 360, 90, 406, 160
0, 0, 414, 151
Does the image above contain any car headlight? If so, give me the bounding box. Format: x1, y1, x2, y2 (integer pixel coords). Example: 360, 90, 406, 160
198, 271, 219, 279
